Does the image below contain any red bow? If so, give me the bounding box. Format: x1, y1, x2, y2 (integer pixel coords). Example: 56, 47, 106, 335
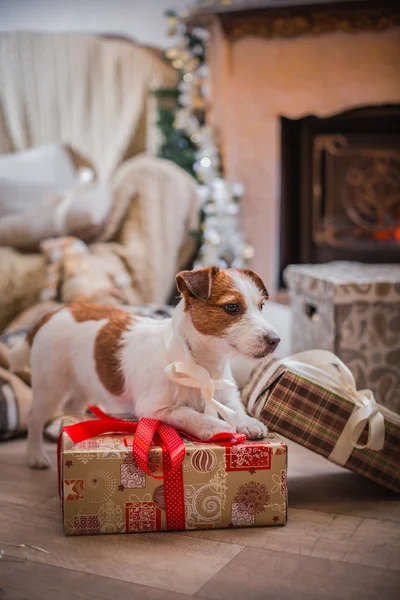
58, 405, 246, 531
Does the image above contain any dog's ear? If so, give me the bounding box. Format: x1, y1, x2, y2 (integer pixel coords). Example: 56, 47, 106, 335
176, 267, 219, 300
239, 269, 269, 299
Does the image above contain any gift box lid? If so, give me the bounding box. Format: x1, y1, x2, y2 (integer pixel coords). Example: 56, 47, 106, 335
284, 261, 400, 304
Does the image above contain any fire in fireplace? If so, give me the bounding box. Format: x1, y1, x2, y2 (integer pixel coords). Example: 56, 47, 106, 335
279, 105, 400, 286
314, 135, 400, 247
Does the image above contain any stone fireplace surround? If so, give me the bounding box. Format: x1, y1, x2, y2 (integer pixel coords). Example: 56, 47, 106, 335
189, 1, 400, 294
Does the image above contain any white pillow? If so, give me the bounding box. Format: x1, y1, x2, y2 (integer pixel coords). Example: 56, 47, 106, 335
0, 179, 57, 217
0, 144, 80, 218
0, 144, 77, 186
52, 182, 111, 238
0, 182, 111, 250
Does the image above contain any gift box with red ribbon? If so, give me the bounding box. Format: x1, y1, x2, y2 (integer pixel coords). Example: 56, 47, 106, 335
58, 407, 288, 535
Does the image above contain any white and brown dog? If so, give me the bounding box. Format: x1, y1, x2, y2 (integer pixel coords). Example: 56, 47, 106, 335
11, 267, 280, 469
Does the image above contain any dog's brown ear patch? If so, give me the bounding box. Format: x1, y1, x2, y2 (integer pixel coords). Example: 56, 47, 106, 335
176, 267, 219, 301
238, 269, 269, 299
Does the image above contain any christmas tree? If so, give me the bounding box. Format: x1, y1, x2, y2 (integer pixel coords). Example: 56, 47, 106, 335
153, 11, 210, 181
153, 10, 254, 269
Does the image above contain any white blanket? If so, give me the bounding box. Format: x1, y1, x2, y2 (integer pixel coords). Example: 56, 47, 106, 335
0, 32, 175, 178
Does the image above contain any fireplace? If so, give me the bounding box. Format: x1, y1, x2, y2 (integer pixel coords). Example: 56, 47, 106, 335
190, 0, 400, 292
279, 105, 400, 286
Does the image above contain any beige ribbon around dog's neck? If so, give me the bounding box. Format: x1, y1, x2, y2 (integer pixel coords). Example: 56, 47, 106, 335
163, 303, 237, 427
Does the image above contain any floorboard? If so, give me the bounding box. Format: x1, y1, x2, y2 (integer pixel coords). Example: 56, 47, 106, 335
1, 435, 399, 600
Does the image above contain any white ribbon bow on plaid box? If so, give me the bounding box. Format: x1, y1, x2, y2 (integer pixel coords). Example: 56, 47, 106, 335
248, 349, 400, 466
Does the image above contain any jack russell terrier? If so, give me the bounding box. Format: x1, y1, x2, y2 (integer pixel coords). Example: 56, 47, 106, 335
11, 266, 280, 469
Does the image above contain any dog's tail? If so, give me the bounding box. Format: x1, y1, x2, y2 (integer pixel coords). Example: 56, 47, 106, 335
9, 339, 30, 372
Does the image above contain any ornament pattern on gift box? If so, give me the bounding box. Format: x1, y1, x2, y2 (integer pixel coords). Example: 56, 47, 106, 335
184, 460, 227, 528
231, 502, 255, 527
125, 501, 161, 532
65, 479, 84, 501
75, 452, 98, 465
184, 484, 222, 527
271, 470, 288, 499
98, 436, 128, 459
85, 467, 116, 504
233, 482, 269, 514
267, 500, 287, 514
147, 448, 163, 476
273, 442, 287, 456
152, 485, 166, 511
281, 470, 287, 498
208, 460, 228, 506
191, 448, 217, 473
120, 458, 146, 489
73, 514, 100, 535
226, 443, 271, 471
75, 440, 100, 450
98, 500, 125, 534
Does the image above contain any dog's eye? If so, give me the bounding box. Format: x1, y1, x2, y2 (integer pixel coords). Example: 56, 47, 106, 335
224, 303, 240, 314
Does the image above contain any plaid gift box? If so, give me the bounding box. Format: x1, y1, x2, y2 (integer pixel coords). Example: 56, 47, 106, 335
242, 350, 400, 494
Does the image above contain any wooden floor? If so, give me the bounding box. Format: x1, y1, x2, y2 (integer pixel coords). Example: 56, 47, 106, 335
0, 436, 399, 600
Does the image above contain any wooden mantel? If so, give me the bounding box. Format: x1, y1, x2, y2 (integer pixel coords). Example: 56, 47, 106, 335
186, 1, 400, 40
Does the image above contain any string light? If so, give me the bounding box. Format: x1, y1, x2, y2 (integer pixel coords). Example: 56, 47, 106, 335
172, 59, 184, 69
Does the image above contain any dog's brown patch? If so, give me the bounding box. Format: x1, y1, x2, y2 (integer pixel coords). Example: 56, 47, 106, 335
28, 303, 133, 396
177, 268, 246, 337
69, 304, 134, 397
69, 303, 128, 323
94, 311, 134, 396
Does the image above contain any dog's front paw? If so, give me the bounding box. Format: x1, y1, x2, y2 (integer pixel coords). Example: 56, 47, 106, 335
237, 417, 268, 440
28, 452, 52, 469
196, 418, 232, 441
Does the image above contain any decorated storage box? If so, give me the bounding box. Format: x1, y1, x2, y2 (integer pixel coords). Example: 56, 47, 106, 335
58, 410, 287, 535
284, 262, 400, 413
242, 350, 400, 494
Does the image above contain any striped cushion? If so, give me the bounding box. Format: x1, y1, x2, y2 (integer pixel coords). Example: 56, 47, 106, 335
0, 367, 31, 440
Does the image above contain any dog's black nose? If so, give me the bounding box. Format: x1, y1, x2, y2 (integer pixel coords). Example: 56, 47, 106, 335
265, 333, 280, 350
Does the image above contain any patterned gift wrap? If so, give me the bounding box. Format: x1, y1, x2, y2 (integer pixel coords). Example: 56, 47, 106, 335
242, 354, 400, 494
59, 416, 287, 535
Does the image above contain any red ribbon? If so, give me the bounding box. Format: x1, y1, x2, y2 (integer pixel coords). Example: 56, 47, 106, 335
58, 405, 246, 531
